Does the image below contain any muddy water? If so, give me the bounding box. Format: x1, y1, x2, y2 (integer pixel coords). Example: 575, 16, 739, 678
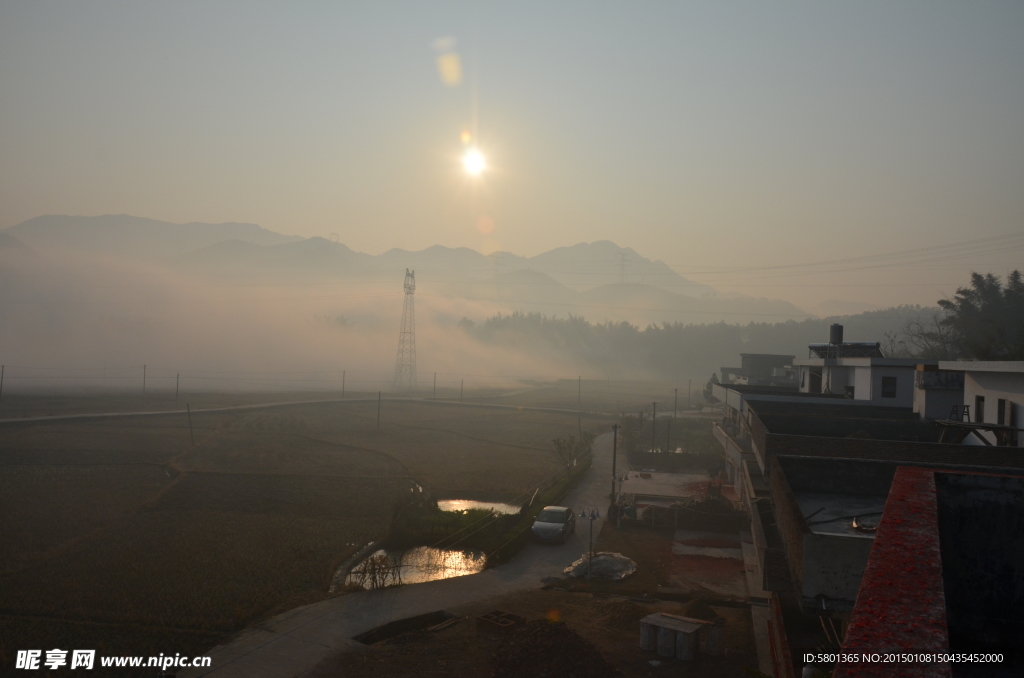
345, 546, 487, 589
436, 499, 522, 515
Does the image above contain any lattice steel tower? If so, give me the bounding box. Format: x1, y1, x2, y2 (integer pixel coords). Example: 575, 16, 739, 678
393, 269, 417, 390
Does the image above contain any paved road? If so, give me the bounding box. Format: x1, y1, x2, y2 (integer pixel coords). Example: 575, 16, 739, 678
180, 432, 616, 678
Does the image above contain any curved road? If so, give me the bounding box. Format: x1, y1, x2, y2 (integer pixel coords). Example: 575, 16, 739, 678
181, 432, 615, 678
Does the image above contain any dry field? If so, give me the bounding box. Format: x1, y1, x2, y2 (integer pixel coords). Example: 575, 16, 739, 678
0, 391, 620, 673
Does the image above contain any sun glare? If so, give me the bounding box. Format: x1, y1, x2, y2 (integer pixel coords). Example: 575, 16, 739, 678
462, 148, 486, 176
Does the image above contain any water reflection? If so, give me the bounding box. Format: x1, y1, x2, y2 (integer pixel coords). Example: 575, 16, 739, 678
437, 499, 521, 515
345, 546, 487, 589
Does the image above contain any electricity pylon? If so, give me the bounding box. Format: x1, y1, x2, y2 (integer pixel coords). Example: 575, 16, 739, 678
393, 269, 417, 390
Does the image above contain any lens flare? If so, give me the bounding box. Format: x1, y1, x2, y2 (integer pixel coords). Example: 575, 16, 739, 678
463, 148, 485, 176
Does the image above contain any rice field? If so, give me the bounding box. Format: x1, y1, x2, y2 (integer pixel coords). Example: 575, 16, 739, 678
0, 390, 621, 669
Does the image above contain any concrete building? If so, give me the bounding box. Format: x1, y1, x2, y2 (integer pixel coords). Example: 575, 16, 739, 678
939, 360, 1024, 446
769, 457, 891, 616
833, 466, 1024, 677
710, 393, 1024, 676
795, 355, 933, 407
794, 324, 937, 407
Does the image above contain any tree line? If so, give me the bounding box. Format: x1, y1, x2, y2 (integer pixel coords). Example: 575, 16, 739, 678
459, 271, 1023, 379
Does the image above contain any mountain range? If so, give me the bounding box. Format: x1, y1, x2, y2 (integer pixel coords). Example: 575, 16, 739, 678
3, 214, 810, 324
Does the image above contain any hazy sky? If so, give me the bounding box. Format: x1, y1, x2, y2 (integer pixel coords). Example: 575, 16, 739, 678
2, 2, 1022, 310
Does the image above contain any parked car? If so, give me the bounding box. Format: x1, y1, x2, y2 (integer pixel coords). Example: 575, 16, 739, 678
531, 506, 575, 544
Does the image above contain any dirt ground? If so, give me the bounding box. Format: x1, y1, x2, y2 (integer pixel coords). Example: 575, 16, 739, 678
310, 588, 759, 678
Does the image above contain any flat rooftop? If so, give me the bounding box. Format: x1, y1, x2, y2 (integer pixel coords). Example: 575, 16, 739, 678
939, 360, 1024, 373
794, 492, 884, 538
748, 400, 939, 441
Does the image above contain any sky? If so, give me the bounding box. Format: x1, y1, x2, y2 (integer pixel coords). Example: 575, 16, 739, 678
2, 1, 1022, 311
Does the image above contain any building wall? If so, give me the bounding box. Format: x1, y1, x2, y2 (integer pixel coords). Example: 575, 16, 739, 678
801, 534, 874, 611
854, 367, 872, 402
915, 387, 963, 420
768, 458, 806, 590
823, 365, 852, 395
963, 372, 1024, 446
868, 365, 915, 408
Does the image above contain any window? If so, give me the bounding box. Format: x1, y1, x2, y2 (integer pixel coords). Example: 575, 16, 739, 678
976, 395, 985, 423
881, 376, 897, 399
997, 399, 1006, 426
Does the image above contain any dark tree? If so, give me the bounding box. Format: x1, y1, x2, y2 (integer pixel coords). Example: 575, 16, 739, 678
938, 271, 1024, 360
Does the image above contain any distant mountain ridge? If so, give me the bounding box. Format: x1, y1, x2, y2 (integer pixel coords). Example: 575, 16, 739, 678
4, 214, 810, 324
5, 214, 303, 259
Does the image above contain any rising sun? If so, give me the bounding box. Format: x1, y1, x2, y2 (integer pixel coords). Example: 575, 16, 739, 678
462, 148, 486, 176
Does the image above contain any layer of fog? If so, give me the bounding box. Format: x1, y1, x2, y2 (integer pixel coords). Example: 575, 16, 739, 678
0, 247, 579, 394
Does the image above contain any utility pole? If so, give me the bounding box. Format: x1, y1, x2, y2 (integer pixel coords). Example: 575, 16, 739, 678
433, 372, 436, 399
611, 424, 619, 503
667, 418, 672, 454
578, 375, 581, 405
143, 364, 146, 394
186, 403, 195, 447
651, 402, 657, 452
674, 388, 678, 418
175, 373, 179, 402
342, 370, 345, 398
377, 391, 381, 430
688, 379, 692, 409
0, 365, 4, 405
460, 378, 464, 401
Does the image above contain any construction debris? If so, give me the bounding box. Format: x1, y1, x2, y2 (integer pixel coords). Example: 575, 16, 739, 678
563, 552, 636, 580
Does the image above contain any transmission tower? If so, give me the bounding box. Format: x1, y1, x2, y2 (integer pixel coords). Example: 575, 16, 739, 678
393, 269, 417, 390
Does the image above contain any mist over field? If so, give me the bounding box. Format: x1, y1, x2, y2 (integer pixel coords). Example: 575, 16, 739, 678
0, 215, 943, 392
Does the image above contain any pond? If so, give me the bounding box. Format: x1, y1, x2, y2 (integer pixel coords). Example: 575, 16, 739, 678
436, 499, 522, 515
343, 546, 488, 590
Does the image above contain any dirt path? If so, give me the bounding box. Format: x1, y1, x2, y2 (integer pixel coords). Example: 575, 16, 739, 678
178, 432, 615, 678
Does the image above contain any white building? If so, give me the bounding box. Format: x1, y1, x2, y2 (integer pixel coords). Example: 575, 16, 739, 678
794, 356, 933, 408
938, 361, 1024, 446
